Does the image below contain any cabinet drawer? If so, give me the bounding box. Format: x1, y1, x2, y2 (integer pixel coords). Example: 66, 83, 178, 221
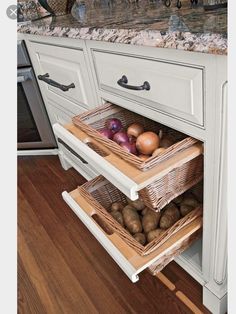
58, 139, 98, 181
28, 42, 95, 110
53, 121, 203, 211
46, 102, 76, 126
91, 50, 204, 126
62, 183, 202, 282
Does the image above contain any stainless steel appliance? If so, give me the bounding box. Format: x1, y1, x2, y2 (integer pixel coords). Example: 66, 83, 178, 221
17, 40, 57, 150
203, 0, 227, 10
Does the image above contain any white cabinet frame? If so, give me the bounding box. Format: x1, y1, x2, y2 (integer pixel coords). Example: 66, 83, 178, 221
19, 33, 227, 314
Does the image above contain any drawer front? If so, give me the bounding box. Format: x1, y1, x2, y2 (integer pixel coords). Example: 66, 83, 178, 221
46, 103, 98, 180
59, 141, 99, 181
46, 102, 76, 126
28, 41, 95, 110
62, 187, 202, 282
91, 50, 204, 126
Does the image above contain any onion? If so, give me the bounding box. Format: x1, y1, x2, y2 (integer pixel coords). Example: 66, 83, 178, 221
136, 132, 160, 155
113, 131, 129, 145
160, 136, 174, 148
128, 135, 136, 144
105, 118, 122, 133
159, 129, 163, 140
98, 128, 113, 139
152, 147, 166, 157
127, 123, 144, 138
120, 142, 138, 155
139, 154, 150, 161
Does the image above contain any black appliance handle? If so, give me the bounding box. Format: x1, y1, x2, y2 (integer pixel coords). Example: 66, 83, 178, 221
38, 73, 75, 92
117, 75, 150, 91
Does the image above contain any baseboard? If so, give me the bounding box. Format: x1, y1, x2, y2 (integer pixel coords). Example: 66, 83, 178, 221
17, 149, 59, 156
203, 286, 227, 314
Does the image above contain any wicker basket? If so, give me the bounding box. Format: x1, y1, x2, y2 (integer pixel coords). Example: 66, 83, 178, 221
139, 154, 203, 209
47, 0, 74, 16
72, 102, 203, 210
148, 229, 202, 275
78, 176, 203, 256
72, 103, 199, 172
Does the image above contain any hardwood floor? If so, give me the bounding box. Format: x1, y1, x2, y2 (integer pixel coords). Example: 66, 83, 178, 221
18, 156, 210, 314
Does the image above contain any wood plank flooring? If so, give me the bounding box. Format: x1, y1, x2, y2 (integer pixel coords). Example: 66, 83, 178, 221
18, 155, 210, 314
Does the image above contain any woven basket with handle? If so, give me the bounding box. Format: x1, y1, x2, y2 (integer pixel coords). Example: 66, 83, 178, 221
78, 175, 203, 256
72, 103, 199, 171
72, 102, 203, 210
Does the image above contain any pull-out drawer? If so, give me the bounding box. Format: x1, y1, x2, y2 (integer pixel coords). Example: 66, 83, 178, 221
90, 49, 204, 126
58, 138, 99, 181
53, 122, 203, 209
27, 41, 96, 111
62, 186, 202, 282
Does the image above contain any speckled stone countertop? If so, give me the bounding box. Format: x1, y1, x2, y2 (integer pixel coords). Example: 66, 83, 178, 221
17, 0, 227, 55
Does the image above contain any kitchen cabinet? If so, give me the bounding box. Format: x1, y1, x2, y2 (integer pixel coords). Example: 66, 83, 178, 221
90, 48, 204, 126
21, 35, 99, 179
25, 36, 98, 112
20, 33, 227, 314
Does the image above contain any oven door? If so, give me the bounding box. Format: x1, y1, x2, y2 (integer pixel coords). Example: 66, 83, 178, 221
17, 67, 57, 149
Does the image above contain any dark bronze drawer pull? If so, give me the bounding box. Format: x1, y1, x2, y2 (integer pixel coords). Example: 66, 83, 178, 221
58, 138, 88, 164
38, 73, 75, 92
117, 75, 150, 91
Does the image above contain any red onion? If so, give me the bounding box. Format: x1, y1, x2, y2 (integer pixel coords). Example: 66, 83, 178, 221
120, 142, 138, 155
113, 131, 129, 145
128, 135, 136, 144
98, 128, 113, 139
105, 118, 122, 133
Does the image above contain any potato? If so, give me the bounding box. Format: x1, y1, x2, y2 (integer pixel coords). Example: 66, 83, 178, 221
182, 196, 199, 208
190, 182, 203, 203
110, 211, 124, 227
160, 136, 174, 148
139, 154, 150, 161
133, 233, 146, 246
147, 229, 165, 243
152, 147, 166, 157
180, 204, 194, 217
172, 194, 184, 206
126, 197, 146, 211
123, 206, 142, 234
159, 203, 180, 229
110, 202, 124, 212
123, 204, 136, 212
142, 209, 161, 233
141, 207, 149, 216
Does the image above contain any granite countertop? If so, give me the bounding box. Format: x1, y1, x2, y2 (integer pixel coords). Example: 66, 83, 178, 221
17, 0, 227, 55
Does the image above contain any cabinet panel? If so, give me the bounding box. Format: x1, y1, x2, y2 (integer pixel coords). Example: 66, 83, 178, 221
27, 41, 96, 111
91, 49, 204, 126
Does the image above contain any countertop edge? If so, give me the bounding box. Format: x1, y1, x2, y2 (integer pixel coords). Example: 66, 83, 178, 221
17, 24, 227, 56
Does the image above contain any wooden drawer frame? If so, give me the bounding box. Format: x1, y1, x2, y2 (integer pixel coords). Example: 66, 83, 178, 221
63, 188, 202, 282
53, 123, 203, 201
